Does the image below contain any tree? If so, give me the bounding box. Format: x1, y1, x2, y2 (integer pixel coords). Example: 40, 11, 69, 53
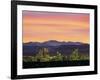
35, 48, 51, 62
54, 51, 63, 61
23, 56, 33, 62
31, 56, 37, 62
35, 48, 43, 62
62, 55, 68, 61
70, 48, 80, 60
79, 54, 89, 60
43, 48, 49, 58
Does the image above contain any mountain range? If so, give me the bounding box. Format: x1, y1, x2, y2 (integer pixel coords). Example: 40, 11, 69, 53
23, 40, 89, 56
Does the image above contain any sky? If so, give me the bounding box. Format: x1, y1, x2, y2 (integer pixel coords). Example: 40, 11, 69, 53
22, 10, 90, 43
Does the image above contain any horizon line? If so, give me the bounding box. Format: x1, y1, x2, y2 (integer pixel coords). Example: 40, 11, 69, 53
23, 40, 89, 44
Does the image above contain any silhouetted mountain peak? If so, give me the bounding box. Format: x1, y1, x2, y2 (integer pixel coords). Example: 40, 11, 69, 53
23, 40, 88, 47
45, 40, 59, 42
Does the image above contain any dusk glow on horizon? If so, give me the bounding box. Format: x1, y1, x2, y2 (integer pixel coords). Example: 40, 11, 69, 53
22, 10, 90, 43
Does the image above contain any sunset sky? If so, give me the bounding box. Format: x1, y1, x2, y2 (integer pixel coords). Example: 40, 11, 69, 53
22, 10, 90, 43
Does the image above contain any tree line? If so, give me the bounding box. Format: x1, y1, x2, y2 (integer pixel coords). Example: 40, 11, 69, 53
23, 48, 89, 62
